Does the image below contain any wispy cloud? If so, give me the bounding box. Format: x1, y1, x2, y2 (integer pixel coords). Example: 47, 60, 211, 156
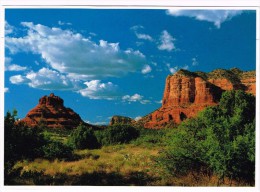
131, 25, 153, 42
136, 33, 153, 41
166, 63, 178, 74
166, 10, 242, 28
5, 21, 15, 35
166, 64, 188, 74
141, 65, 152, 74
58, 21, 72, 26
155, 100, 162, 104
85, 120, 108, 125
192, 57, 199, 66
158, 30, 175, 51
5, 57, 27, 71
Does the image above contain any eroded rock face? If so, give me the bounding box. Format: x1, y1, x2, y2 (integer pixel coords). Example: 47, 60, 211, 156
110, 116, 134, 125
143, 68, 255, 128
21, 93, 84, 129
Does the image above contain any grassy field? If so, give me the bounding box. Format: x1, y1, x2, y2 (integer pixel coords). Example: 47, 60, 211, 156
9, 142, 243, 186
12, 144, 165, 185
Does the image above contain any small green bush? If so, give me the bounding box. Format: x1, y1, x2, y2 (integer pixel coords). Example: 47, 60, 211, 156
95, 124, 139, 145
43, 141, 73, 160
68, 124, 100, 149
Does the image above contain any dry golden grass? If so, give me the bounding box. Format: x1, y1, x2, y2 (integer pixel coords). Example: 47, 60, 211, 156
12, 144, 247, 186
14, 144, 160, 178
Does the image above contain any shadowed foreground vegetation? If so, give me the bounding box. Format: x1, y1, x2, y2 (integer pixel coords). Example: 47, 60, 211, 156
4, 90, 255, 186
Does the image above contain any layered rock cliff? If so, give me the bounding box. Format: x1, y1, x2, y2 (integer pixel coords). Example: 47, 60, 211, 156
109, 116, 135, 125
143, 68, 255, 128
21, 93, 85, 129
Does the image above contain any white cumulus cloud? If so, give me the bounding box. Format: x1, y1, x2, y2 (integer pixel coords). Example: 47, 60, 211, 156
4, 88, 9, 93
5, 22, 147, 80
122, 93, 151, 104
25, 68, 80, 90
78, 80, 118, 100
158, 30, 175, 51
166, 10, 242, 28
141, 65, 152, 74
5, 57, 27, 71
9, 75, 27, 84
10, 68, 80, 90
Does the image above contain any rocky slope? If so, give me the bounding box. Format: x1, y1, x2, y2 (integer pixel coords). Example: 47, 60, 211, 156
20, 93, 85, 129
142, 68, 256, 128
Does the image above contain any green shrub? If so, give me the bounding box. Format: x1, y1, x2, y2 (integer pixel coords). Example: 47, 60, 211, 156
68, 124, 100, 149
95, 124, 139, 145
43, 141, 73, 160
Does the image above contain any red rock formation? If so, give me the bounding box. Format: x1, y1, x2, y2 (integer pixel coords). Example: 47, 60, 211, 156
241, 78, 256, 95
21, 93, 85, 129
143, 69, 255, 129
109, 116, 135, 125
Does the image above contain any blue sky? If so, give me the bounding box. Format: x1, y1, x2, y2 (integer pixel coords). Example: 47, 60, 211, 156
4, 9, 256, 125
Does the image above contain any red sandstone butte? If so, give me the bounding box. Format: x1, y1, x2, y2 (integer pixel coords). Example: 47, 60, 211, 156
21, 93, 84, 129
143, 68, 255, 128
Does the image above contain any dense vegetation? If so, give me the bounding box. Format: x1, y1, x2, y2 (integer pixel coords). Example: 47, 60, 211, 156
4, 90, 255, 186
95, 124, 140, 146
158, 90, 255, 185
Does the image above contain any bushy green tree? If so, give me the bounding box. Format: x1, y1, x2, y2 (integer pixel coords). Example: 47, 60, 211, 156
95, 124, 139, 145
159, 90, 255, 185
43, 141, 73, 160
4, 110, 47, 184
68, 124, 100, 149
5, 110, 46, 162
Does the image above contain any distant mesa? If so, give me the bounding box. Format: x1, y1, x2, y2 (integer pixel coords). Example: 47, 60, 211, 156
109, 115, 135, 125
141, 68, 256, 129
20, 93, 86, 129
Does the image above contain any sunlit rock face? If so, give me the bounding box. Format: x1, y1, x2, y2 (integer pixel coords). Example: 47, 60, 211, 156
142, 68, 255, 129
21, 93, 84, 129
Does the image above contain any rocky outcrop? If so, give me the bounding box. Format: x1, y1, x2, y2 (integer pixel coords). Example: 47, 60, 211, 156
142, 68, 255, 129
21, 93, 85, 129
110, 116, 135, 125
